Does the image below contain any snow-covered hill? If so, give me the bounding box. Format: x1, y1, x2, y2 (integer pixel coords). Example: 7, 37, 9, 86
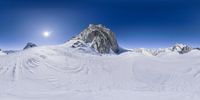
0, 25, 200, 100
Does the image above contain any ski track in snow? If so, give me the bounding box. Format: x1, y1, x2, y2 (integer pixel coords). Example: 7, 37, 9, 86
0, 45, 200, 100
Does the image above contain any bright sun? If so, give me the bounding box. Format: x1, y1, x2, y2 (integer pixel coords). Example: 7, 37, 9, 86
43, 31, 50, 37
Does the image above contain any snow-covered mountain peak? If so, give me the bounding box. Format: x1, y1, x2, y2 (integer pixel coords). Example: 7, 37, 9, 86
172, 43, 187, 50
70, 24, 120, 54
171, 43, 192, 54
23, 42, 37, 50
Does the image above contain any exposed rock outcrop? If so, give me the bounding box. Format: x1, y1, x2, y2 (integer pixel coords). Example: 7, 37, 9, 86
71, 41, 87, 48
23, 42, 37, 50
194, 48, 200, 50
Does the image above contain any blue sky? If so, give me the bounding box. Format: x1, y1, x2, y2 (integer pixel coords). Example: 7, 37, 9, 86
0, 0, 200, 50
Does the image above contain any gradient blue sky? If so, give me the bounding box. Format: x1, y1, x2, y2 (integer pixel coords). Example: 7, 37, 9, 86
0, 0, 200, 50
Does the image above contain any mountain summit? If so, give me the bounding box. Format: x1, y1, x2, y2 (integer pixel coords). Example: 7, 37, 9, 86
73, 24, 120, 54
172, 43, 192, 54
23, 42, 37, 50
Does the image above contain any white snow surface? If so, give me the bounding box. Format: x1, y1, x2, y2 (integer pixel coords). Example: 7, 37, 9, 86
0, 51, 6, 56
1, 42, 200, 100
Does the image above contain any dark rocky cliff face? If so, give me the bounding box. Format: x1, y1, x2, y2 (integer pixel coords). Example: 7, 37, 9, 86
74, 24, 120, 54
195, 48, 200, 50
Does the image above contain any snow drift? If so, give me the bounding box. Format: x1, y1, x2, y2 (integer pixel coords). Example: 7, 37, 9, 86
0, 49, 6, 55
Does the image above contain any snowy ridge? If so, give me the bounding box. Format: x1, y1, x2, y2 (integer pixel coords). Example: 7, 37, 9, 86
132, 43, 199, 56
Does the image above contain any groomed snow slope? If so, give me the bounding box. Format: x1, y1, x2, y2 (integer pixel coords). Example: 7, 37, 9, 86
0, 44, 200, 100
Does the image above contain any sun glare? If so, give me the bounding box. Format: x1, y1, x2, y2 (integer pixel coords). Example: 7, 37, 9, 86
43, 31, 50, 37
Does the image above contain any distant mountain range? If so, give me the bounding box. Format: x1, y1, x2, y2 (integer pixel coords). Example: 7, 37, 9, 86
66, 24, 200, 56
0, 24, 199, 56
